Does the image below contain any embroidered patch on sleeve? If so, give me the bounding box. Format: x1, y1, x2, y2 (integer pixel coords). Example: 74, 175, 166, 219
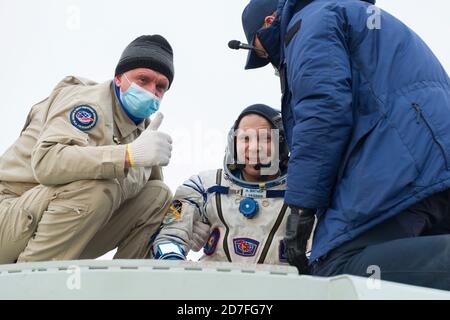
203, 228, 220, 256
163, 200, 183, 224
70, 105, 98, 131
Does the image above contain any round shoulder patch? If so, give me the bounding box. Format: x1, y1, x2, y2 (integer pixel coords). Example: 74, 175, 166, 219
70, 105, 98, 131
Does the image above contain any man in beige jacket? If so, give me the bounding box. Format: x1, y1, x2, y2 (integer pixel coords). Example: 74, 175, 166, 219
0, 35, 176, 263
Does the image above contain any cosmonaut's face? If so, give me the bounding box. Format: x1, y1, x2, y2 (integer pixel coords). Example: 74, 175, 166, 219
235, 114, 275, 181
114, 68, 169, 100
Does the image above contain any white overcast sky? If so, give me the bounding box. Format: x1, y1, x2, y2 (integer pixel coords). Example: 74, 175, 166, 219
0, 1, 449, 259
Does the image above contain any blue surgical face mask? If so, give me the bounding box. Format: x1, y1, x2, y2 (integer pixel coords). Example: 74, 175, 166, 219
119, 74, 160, 119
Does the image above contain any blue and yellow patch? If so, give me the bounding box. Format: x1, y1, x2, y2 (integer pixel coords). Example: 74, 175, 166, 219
163, 200, 183, 224
70, 105, 98, 131
233, 238, 259, 257
204, 228, 220, 256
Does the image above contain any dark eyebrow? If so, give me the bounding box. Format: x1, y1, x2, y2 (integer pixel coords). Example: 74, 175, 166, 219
137, 74, 152, 80
158, 79, 169, 89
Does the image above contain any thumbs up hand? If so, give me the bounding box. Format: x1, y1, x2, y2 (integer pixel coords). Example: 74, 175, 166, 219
127, 112, 173, 167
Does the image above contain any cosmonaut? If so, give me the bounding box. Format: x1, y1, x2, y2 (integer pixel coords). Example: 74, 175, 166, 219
152, 104, 314, 264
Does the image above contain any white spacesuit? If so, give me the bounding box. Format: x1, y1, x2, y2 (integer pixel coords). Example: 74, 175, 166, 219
152, 104, 314, 264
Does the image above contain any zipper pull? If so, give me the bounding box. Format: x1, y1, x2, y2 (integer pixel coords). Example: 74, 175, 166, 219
412, 103, 422, 124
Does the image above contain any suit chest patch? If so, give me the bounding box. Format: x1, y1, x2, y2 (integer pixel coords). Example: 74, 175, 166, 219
233, 238, 260, 257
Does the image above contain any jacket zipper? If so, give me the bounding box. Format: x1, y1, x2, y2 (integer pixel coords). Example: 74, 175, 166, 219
215, 169, 232, 262
257, 203, 289, 264
412, 102, 449, 169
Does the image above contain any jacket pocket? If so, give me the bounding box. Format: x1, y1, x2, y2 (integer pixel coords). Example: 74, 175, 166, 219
411, 102, 449, 170
0, 199, 36, 242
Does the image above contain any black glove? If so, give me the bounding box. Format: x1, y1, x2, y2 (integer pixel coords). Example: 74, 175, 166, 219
283, 206, 316, 275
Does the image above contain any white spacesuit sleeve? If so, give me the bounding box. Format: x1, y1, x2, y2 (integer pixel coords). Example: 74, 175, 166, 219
152, 174, 210, 259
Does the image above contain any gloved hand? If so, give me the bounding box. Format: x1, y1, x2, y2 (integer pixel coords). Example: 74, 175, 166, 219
154, 241, 186, 260
284, 206, 316, 275
127, 112, 173, 167
191, 220, 211, 252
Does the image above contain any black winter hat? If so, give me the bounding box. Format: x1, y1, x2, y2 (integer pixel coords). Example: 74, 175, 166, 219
234, 104, 281, 130
115, 35, 174, 87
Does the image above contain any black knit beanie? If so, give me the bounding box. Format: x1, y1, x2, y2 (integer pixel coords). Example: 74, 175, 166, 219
115, 35, 174, 88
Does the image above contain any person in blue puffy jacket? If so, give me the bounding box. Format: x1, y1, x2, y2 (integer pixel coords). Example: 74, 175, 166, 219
235, 0, 450, 290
